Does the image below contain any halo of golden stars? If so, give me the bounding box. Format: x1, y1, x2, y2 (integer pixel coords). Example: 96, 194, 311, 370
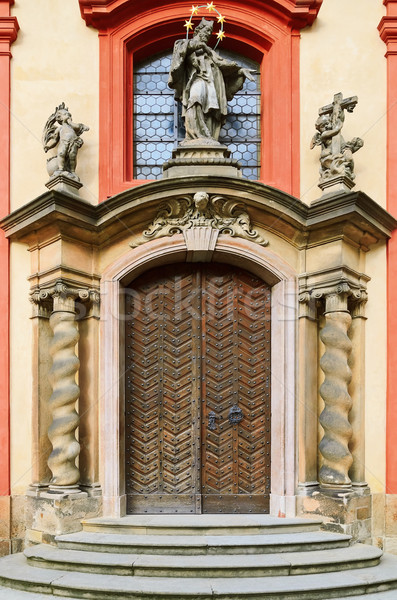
184, 3, 226, 49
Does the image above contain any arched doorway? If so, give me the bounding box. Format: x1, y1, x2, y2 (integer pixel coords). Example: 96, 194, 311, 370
124, 263, 271, 514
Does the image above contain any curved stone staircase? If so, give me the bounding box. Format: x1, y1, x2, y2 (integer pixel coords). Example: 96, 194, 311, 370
0, 515, 397, 599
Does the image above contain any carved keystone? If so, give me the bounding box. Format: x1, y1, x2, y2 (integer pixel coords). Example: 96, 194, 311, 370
131, 192, 268, 250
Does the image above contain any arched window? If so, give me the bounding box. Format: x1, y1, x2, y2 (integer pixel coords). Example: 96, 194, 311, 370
133, 50, 260, 180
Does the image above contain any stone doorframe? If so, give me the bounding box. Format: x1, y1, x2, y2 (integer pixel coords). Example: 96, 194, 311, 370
100, 234, 297, 518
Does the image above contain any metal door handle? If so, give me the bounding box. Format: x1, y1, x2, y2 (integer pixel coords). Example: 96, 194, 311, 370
208, 411, 218, 431
228, 404, 244, 425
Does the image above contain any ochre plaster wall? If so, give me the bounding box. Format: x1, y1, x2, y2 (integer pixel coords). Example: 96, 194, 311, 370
10, 0, 99, 209
365, 245, 387, 494
9, 0, 99, 495
10, 242, 32, 495
300, 0, 386, 206
300, 0, 387, 496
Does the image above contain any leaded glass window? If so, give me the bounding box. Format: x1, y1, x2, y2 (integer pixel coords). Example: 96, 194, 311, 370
133, 50, 261, 180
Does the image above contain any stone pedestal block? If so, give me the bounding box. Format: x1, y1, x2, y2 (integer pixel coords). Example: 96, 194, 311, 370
317, 174, 356, 197
45, 174, 83, 196
296, 487, 371, 543
162, 144, 242, 178
25, 494, 102, 546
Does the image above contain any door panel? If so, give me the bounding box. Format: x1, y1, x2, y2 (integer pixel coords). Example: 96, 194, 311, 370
125, 269, 201, 513
125, 263, 271, 514
201, 267, 271, 513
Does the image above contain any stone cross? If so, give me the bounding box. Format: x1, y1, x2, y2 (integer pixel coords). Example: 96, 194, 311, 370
311, 91, 363, 194
318, 92, 358, 156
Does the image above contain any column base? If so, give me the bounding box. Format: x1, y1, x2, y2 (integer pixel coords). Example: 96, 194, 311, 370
25, 493, 102, 546
80, 483, 102, 497
296, 486, 371, 543
26, 483, 50, 497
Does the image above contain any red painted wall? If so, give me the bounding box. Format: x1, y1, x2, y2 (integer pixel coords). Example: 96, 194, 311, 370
0, 0, 18, 496
379, 0, 397, 495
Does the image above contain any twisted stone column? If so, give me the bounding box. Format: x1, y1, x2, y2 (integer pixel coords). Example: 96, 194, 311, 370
319, 292, 353, 488
48, 290, 81, 491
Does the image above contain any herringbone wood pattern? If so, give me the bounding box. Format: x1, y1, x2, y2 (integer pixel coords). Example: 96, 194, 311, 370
125, 264, 271, 513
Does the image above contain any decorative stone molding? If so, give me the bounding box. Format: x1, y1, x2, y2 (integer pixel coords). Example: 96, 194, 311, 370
131, 192, 268, 250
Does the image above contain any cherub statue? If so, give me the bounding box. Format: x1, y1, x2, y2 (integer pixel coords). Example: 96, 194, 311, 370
42, 103, 89, 181
310, 92, 363, 184
169, 18, 255, 144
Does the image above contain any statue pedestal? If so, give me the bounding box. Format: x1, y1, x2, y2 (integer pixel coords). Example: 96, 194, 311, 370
45, 175, 83, 197
162, 144, 242, 179
318, 175, 356, 197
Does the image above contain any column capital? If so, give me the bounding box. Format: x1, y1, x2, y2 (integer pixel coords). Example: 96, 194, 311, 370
298, 291, 317, 319
30, 280, 100, 314
299, 267, 369, 313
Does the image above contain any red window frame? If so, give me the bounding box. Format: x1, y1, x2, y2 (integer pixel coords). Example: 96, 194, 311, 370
79, 0, 322, 201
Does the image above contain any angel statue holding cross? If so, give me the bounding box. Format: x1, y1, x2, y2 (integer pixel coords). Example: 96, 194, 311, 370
311, 92, 364, 190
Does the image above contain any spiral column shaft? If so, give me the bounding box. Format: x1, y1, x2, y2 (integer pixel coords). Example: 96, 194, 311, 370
319, 304, 353, 488
47, 297, 81, 489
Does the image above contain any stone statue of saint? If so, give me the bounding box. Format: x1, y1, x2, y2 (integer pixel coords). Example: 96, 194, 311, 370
168, 18, 255, 145
42, 102, 89, 181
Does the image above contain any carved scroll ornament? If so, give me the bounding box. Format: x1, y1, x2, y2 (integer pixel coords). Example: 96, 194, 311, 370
131, 192, 268, 248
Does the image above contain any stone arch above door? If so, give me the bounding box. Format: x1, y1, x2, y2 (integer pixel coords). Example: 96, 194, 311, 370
100, 235, 297, 518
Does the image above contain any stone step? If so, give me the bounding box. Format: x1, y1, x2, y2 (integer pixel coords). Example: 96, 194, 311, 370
1, 553, 397, 599
1, 584, 397, 600
81, 515, 323, 536
24, 543, 382, 577
0, 589, 80, 600
56, 530, 352, 555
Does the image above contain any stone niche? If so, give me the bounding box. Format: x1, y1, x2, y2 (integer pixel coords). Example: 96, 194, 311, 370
1, 174, 396, 547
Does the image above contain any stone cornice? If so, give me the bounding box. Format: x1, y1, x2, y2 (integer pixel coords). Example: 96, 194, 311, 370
299, 266, 370, 298
1, 179, 396, 251
78, 0, 322, 31
308, 191, 397, 240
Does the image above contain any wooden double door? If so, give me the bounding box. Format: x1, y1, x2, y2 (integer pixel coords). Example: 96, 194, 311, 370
125, 263, 271, 514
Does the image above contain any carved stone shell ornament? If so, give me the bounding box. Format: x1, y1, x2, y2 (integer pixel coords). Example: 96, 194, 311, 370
131, 192, 268, 248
